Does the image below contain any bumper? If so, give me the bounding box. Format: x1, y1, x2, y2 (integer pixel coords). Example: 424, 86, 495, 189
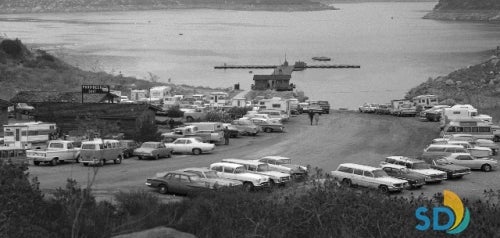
255, 182, 270, 189
80, 159, 101, 165
409, 181, 426, 188
425, 176, 446, 183
29, 156, 52, 162
450, 171, 471, 178
134, 153, 154, 158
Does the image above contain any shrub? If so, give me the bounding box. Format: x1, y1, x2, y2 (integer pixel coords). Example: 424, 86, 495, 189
0, 39, 23, 57
166, 106, 184, 118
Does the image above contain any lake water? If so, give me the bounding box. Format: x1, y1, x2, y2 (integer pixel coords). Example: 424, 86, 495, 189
1, 2, 500, 109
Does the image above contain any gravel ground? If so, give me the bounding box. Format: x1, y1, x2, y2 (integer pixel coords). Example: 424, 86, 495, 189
29, 111, 500, 201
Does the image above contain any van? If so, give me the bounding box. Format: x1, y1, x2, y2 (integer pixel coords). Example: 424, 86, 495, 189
79, 139, 124, 166
422, 144, 469, 159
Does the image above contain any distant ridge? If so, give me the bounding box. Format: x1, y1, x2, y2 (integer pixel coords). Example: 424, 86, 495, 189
424, 0, 500, 22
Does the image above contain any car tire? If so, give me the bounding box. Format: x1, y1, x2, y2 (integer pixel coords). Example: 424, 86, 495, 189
99, 159, 105, 167
243, 182, 254, 192
342, 179, 352, 187
50, 158, 58, 166
192, 148, 201, 155
33, 161, 40, 166
379, 185, 389, 194
138, 156, 142, 160
75, 155, 80, 163
155, 154, 160, 160
167, 151, 172, 158
114, 155, 123, 164
83, 163, 88, 167
482, 164, 492, 172
158, 184, 168, 194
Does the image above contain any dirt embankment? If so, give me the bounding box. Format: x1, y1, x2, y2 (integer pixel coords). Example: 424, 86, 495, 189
29, 111, 500, 201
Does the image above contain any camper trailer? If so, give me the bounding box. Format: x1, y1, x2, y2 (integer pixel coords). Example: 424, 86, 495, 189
3, 122, 57, 149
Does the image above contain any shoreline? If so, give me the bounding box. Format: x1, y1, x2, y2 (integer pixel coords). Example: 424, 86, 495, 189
0, 4, 337, 15
423, 10, 500, 22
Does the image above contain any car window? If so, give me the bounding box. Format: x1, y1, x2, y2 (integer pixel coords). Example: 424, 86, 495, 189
180, 175, 191, 183
427, 147, 445, 152
353, 169, 363, 175
338, 166, 353, 173
224, 167, 235, 173
174, 140, 185, 144
382, 167, 392, 173
212, 166, 223, 172
67, 143, 74, 149
259, 158, 268, 163
186, 140, 192, 144
455, 148, 467, 153
363, 171, 374, 177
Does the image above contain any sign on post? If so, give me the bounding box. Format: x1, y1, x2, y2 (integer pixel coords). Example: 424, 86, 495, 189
81, 85, 110, 103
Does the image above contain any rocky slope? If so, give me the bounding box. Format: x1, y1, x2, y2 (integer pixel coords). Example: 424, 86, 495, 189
0, 38, 230, 101
424, 0, 500, 22
406, 54, 500, 110
0, 0, 335, 14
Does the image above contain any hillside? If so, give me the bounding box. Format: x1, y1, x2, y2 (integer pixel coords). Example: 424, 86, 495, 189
424, 0, 500, 22
406, 53, 500, 111
0, 38, 230, 101
0, 0, 335, 13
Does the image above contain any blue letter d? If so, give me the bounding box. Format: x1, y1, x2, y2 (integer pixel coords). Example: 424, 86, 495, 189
433, 207, 455, 231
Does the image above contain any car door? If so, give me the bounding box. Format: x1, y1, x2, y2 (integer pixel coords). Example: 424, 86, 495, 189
167, 174, 182, 194
172, 139, 186, 153
454, 155, 477, 169
157, 143, 168, 157
184, 139, 194, 153
222, 166, 237, 181
362, 171, 376, 188
352, 169, 365, 187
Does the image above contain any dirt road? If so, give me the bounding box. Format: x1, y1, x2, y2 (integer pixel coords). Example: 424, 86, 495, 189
29, 111, 500, 201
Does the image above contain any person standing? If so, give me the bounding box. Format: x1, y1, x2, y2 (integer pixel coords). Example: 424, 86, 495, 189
314, 113, 320, 125
223, 126, 230, 145
308, 111, 314, 125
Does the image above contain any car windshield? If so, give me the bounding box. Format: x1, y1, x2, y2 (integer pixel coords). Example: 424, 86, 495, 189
239, 120, 251, 125
203, 171, 219, 178
275, 159, 291, 165
398, 168, 410, 174
141, 143, 157, 148
436, 158, 452, 165
413, 163, 431, 169
257, 164, 270, 171
81, 144, 97, 150
234, 167, 245, 173
373, 170, 388, 178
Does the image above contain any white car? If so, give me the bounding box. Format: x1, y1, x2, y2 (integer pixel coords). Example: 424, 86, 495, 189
242, 113, 281, 124
383, 156, 447, 183
475, 139, 499, 155
221, 158, 291, 186
331, 163, 408, 193
164, 137, 215, 155
255, 156, 308, 180
444, 153, 498, 172
358, 103, 378, 113
209, 162, 270, 191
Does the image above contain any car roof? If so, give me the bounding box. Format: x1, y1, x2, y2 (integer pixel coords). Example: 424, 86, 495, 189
169, 170, 199, 176
181, 167, 211, 173
426, 144, 464, 148
260, 156, 290, 161
386, 156, 423, 163
210, 162, 244, 168
450, 134, 474, 138
222, 158, 263, 166
380, 163, 406, 169
447, 153, 471, 158
338, 163, 380, 171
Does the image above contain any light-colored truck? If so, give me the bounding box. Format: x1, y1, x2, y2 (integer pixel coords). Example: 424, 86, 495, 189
27, 140, 81, 166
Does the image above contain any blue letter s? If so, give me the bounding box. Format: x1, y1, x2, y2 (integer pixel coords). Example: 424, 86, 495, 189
415, 207, 430, 231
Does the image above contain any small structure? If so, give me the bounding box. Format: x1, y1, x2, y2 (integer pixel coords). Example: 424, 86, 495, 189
412, 95, 438, 109
252, 60, 294, 91
0, 99, 11, 132
257, 97, 291, 117
130, 89, 148, 101
3, 122, 57, 149
209, 92, 229, 106
231, 97, 247, 107
150, 86, 171, 101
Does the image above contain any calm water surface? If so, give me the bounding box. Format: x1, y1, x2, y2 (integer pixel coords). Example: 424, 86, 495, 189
1, 2, 500, 109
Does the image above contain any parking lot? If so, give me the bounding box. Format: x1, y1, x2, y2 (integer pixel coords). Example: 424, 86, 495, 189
29, 111, 500, 201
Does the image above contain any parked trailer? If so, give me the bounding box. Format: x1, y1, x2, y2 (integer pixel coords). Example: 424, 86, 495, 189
3, 122, 57, 149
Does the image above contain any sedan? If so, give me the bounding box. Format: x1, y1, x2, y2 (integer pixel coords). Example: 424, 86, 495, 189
146, 171, 213, 195
133, 142, 173, 160
444, 153, 498, 172
180, 167, 243, 189
247, 118, 284, 133
381, 164, 426, 189
165, 137, 215, 155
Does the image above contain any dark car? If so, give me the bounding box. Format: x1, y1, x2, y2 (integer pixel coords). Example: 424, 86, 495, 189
419, 157, 472, 179
146, 171, 213, 195
317, 101, 330, 114
222, 123, 241, 138
119, 140, 139, 158
381, 163, 426, 189
374, 104, 391, 115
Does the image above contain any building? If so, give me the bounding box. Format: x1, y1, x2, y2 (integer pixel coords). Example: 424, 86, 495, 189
252, 60, 294, 91
10, 91, 119, 104
150, 86, 171, 101
130, 89, 148, 101
0, 99, 11, 133
209, 92, 229, 106
231, 97, 247, 107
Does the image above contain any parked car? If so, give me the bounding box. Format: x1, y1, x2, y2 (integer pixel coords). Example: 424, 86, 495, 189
27, 140, 81, 166
475, 139, 499, 155
443, 153, 498, 172
359, 103, 378, 113
374, 104, 391, 115
119, 140, 139, 158
382, 156, 447, 183
209, 162, 270, 191
255, 156, 308, 180
231, 119, 260, 136
133, 142, 173, 160
445, 141, 492, 158
80, 139, 123, 166
422, 105, 450, 122
317, 100, 330, 114
380, 163, 426, 189
165, 137, 215, 155
422, 144, 470, 159
243, 113, 282, 124
418, 156, 471, 179
145, 170, 214, 195
330, 163, 408, 193
259, 109, 287, 122
221, 158, 291, 186
247, 118, 285, 133
222, 123, 241, 138
180, 167, 243, 188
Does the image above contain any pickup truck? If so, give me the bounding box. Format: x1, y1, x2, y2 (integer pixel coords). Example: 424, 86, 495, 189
161, 125, 223, 144
183, 107, 208, 122
27, 140, 81, 166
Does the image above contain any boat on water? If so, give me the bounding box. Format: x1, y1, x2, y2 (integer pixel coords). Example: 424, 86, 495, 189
312, 56, 331, 61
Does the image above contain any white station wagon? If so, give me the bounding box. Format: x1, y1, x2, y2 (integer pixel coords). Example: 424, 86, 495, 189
330, 163, 408, 193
